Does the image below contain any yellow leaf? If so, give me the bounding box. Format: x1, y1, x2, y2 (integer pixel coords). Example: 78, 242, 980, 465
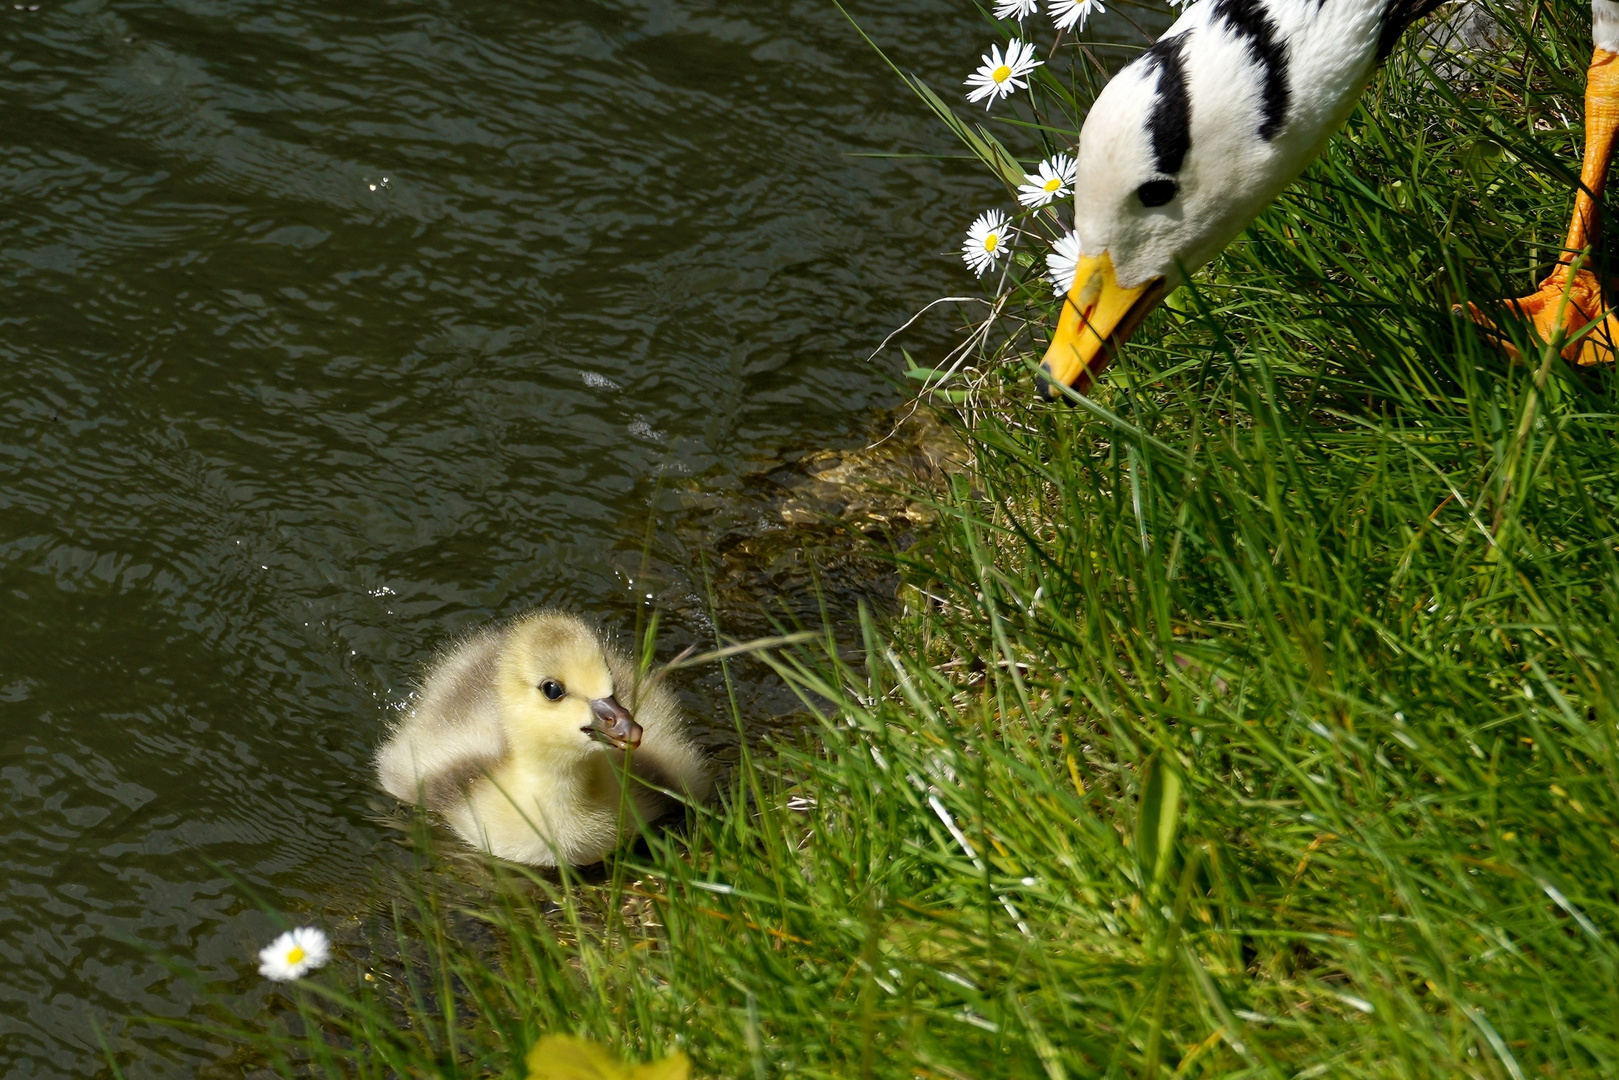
526, 1035, 626, 1080
525, 1035, 690, 1080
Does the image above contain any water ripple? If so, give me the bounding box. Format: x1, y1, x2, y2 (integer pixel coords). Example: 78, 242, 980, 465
0, 0, 1025, 1074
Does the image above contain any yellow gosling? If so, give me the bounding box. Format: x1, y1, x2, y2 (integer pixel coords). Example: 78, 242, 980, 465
375, 612, 713, 867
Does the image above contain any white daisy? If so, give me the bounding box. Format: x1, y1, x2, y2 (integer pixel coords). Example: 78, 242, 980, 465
258, 926, 330, 982
1018, 154, 1077, 208
963, 210, 1012, 277
993, 0, 1039, 18
965, 40, 1043, 108
1050, 0, 1105, 31
1046, 232, 1083, 294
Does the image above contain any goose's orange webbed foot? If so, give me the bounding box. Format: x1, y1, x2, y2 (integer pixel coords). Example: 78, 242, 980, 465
1461, 47, 1619, 367
1460, 267, 1619, 366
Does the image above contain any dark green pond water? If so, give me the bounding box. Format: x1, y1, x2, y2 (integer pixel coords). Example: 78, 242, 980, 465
0, 1, 1152, 1074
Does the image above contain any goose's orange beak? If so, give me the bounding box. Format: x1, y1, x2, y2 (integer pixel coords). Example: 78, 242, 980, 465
1038, 252, 1167, 398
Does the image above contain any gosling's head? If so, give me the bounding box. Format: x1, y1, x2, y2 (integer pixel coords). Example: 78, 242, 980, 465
496, 613, 641, 756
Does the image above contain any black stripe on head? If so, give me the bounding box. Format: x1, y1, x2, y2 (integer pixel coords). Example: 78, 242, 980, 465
1377, 0, 1445, 60
1140, 34, 1191, 175
1210, 0, 1289, 141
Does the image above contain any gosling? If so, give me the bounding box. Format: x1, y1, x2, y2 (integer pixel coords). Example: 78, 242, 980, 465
375, 611, 713, 867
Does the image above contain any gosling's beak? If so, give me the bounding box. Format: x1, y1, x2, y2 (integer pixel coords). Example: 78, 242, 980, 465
1037, 251, 1168, 399
584, 695, 642, 750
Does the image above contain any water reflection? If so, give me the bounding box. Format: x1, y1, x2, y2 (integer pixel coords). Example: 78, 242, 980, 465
0, 0, 1158, 1074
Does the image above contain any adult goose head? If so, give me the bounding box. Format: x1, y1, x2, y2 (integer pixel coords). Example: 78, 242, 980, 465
1038, 0, 1448, 396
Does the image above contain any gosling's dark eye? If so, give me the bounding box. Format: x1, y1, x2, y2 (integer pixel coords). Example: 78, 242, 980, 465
540, 680, 565, 701
1136, 179, 1178, 207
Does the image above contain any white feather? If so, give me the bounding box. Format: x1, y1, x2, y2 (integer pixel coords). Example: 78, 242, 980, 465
1073, 0, 1389, 288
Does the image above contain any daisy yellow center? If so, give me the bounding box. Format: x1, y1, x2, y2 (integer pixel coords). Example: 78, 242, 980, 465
1044, 177, 1062, 192
991, 64, 1012, 83
984, 233, 1000, 253
286, 946, 306, 965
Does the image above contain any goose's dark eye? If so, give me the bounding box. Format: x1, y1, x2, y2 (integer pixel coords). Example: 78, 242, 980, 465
540, 680, 565, 701
1136, 179, 1178, 207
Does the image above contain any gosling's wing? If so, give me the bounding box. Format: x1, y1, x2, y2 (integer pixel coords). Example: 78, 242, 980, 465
376, 625, 509, 810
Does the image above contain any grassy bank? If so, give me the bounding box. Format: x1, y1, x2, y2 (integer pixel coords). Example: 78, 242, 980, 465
216, 0, 1619, 1076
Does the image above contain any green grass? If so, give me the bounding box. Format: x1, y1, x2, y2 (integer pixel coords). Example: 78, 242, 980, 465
202, 0, 1619, 1075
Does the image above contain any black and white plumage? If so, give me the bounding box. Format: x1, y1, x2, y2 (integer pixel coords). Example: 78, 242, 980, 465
1040, 0, 1619, 393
